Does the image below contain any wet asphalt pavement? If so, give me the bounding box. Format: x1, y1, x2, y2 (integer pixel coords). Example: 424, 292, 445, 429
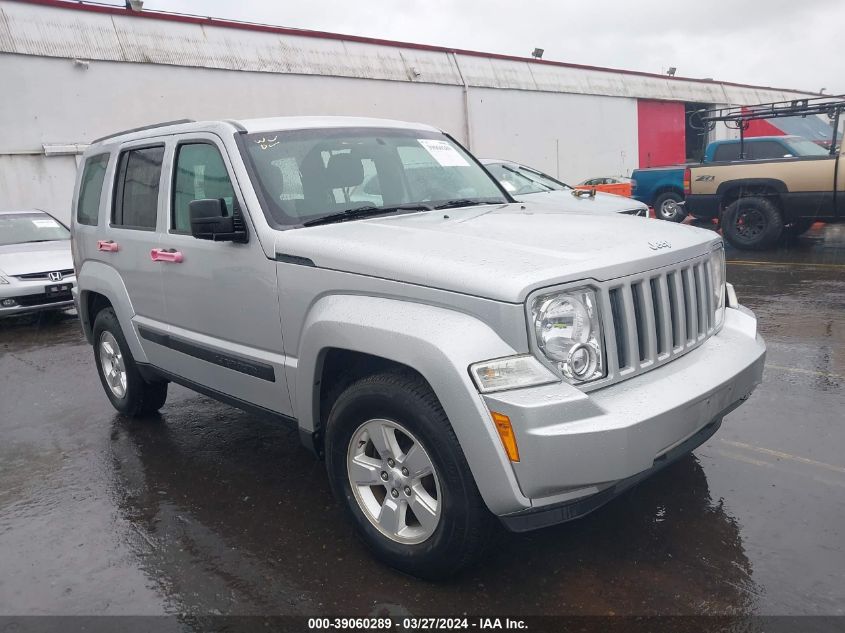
0, 224, 843, 618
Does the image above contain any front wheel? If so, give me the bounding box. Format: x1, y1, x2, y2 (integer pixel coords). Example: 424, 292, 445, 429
324, 371, 496, 579
722, 196, 784, 250
653, 191, 686, 222
92, 308, 168, 416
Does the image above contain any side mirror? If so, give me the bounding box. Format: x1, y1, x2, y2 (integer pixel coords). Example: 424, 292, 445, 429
189, 199, 247, 242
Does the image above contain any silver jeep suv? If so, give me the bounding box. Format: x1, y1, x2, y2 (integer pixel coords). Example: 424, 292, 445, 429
71, 117, 765, 578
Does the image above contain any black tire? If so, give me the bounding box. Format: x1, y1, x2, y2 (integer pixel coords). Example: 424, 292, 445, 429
784, 218, 815, 237
324, 370, 496, 579
653, 191, 686, 222
722, 196, 784, 250
92, 307, 168, 416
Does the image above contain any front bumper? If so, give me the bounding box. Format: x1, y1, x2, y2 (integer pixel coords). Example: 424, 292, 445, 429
0, 277, 76, 317
483, 306, 765, 529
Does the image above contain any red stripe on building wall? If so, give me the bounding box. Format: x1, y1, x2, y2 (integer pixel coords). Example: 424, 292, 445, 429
740, 107, 787, 137
637, 100, 686, 168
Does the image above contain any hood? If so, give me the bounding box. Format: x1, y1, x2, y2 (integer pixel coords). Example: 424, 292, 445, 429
274, 203, 719, 303
517, 189, 647, 214
0, 241, 73, 276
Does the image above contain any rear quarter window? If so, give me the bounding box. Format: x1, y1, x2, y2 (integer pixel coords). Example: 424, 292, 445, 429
748, 140, 791, 160
712, 144, 740, 162
76, 154, 110, 226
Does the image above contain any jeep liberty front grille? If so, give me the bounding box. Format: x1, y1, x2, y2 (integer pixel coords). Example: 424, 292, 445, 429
600, 252, 718, 385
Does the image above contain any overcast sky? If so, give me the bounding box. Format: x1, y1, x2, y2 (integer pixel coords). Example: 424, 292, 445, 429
103, 0, 842, 94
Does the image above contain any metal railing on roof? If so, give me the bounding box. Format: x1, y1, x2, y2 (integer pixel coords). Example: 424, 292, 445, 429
689, 95, 845, 158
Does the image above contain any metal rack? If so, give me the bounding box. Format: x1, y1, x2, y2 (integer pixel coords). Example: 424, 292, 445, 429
689, 95, 845, 158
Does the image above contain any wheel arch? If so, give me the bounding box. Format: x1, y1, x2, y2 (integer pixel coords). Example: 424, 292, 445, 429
294, 294, 531, 515
653, 185, 684, 199
717, 178, 787, 209
76, 260, 145, 362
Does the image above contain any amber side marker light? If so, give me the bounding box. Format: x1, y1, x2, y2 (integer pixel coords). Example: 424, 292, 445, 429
491, 412, 520, 462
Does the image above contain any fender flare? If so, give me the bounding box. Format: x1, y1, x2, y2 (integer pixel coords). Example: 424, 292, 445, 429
716, 178, 788, 197
294, 294, 532, 515
76, 260, 146, 362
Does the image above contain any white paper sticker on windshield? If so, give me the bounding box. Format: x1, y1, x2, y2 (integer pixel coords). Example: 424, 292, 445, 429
417, 139, 469, 167
500, 180, 516, 192
32, 219, 59, 229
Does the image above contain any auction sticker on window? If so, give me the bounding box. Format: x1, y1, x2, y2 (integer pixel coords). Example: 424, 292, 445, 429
417, 139, 469, 167
32, 219, 60, 228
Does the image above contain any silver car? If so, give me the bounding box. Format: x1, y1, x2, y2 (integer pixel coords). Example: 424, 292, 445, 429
0, 210, 76, 317
72, 117, 764, 579
481, 159, 648, 217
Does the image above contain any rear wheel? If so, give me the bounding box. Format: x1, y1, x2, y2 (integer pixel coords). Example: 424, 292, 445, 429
653, 191, 686, 222
93, 308, 168, 416
324, 370, 496, 579
722, 196, 784, 250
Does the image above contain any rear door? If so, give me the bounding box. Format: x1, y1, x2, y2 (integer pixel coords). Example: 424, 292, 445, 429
155, 134, 292, 417
107, 141, 170, 366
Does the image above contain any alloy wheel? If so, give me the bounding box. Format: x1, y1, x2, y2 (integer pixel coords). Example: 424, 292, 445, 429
99, 331, 127, 398
735, 207, 767, 241
346, 418, 441, 544
659, 199, 680, 220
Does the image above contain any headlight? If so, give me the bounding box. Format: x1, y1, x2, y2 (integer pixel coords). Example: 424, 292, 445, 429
710, 244, 726, 329
532, 288, 605, 384
469, 355, 558, 393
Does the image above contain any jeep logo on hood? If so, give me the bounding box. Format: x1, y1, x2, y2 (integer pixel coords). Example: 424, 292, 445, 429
648, 240, 672, 250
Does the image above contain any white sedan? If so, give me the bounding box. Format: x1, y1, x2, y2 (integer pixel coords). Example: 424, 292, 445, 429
0, 209, 76, 318
481, 159, 648, 217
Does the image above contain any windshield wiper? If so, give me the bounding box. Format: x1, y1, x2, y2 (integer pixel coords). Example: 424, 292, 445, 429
499, 165, 554, 192
432, 198, 501, 210
302, 203, 433, 227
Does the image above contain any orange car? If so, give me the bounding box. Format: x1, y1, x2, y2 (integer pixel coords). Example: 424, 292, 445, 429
575, 176, 633, 197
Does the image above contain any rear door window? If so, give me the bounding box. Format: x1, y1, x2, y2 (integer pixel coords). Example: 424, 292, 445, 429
77, 154, 110, 226
112, 146, 164, 230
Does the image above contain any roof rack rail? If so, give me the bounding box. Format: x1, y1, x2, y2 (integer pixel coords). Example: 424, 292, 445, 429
91, 119, 196, 144
690, 95, 845, 130
223, 119, 247, 133
689, 95, 845, 158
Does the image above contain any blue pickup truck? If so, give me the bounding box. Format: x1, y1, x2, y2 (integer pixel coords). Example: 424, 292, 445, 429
632, 135, 827, 221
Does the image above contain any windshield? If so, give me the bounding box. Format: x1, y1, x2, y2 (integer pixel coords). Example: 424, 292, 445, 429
786, 139, 829, 156
0, 213, 70, 246
240, 127, 508, 227
485, 162, 568, 195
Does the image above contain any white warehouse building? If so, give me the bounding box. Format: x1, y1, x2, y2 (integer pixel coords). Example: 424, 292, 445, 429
0, 0, 818, 224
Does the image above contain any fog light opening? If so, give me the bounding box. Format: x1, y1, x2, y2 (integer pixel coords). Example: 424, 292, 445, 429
565, 343, 597, 380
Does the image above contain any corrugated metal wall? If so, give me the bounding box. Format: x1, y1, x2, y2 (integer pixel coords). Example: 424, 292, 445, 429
0, 0, 820, 222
